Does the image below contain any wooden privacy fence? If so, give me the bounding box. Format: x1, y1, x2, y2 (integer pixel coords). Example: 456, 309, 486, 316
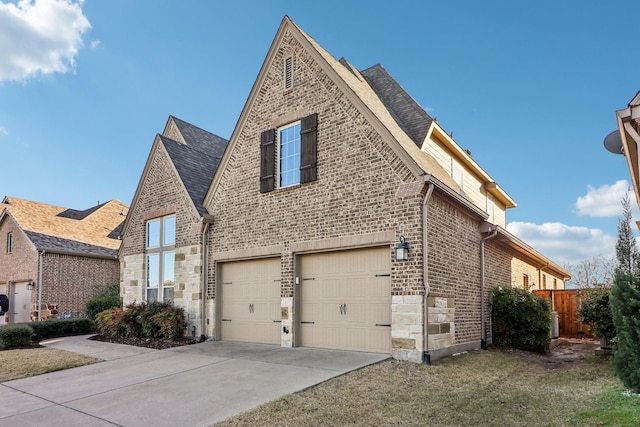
533, 290, 591, 338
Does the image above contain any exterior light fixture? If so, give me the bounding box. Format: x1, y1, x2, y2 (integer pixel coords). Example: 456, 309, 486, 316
26, 281, 35, 291
395, 236, 410, 262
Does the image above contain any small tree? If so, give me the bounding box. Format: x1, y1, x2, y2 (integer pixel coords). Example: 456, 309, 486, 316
577, 287, 615, 342
86, 283, 122, 321
610, 194, 640, 392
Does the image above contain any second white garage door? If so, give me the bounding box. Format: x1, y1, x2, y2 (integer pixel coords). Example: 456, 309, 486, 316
219, 257, 281, 344
298, 247, 391, 353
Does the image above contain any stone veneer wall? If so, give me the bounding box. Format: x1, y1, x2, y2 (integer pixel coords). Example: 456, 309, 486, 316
119, 138, 206, 337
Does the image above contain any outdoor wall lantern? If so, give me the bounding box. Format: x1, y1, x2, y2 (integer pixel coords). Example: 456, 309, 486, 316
26, 281, 35, 291
395, 236, 410, 262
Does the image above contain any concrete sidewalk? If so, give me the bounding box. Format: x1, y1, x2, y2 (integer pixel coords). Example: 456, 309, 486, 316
1, 335, 388, 426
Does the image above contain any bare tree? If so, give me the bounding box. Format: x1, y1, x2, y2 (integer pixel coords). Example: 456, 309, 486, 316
566, 254, 616, 289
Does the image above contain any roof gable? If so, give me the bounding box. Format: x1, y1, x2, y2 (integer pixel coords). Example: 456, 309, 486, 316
0, 196, 127, 257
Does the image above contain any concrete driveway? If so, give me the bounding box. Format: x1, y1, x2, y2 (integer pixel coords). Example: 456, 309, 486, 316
0, 335, 388, 426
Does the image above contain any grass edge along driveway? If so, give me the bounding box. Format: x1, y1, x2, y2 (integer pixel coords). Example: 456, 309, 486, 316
0, 347, 100, 382
216, 350, 639, 427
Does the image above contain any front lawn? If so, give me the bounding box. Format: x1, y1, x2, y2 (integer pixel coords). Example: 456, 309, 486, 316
215, 347, 639, 426
0, 347, 100, 382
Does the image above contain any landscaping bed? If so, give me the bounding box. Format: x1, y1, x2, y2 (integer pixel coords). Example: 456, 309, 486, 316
89, 333, 197, 350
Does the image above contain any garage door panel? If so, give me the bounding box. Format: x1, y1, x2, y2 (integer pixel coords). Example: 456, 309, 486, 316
299, 247, 391, 353
220, 258, 281, 344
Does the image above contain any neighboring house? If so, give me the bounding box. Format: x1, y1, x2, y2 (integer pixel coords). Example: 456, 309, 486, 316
119, 116, 228, 337
0, 196, 128, 324
201, 16, 569, 363
612, 91, 640, 222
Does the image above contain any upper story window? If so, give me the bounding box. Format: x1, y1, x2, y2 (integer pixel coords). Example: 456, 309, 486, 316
452, 162, 463, 190
486, 195, 495, 223
542, 274, 547, 290
6, 232, 13, 254
145, 215, 176, 303
260, 113, 318, 193
523, 274, 529, 290
553, 278, 557, 290
278, 121, 301, 187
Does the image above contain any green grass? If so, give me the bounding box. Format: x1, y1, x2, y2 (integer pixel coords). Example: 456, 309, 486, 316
215, 350, 638, 427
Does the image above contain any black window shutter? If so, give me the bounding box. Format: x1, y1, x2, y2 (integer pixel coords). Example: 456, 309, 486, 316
260, 128, 276, 193
300, 113, 318, 183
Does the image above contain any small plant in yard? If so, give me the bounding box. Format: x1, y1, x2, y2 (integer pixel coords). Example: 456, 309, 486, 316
86, 283, 122, 321
577, 286, 616, 343
490, 286, 551, 353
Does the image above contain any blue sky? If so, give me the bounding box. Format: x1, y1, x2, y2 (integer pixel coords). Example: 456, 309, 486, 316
0, 0, 638, 268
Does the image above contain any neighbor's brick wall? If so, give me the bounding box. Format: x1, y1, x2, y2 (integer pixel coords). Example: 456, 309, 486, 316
0, 216, 39, 286
207, 29, 424, 305
39, 253, 119, 318
427, 194, 483, 346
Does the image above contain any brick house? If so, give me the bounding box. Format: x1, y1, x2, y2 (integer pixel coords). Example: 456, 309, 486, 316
118, 116, 228, 336
120, 17, 569, 362
0, 196, 128, 323
201, 17, 569, 362
612, 91, 640, 216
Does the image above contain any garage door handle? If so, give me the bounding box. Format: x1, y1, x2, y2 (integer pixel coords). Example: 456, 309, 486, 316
301, 321, 315, 324
375, 323, 391, 327
273, 320, 281, 323
221, 319, 232, 322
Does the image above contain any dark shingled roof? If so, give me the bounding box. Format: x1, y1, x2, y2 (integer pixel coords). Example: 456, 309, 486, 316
162, 117, 228, 216
360, 64, 434, 147
25, 231, 118, 258
57, 203, 104, 220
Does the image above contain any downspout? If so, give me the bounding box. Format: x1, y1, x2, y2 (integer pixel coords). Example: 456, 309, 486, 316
200, 214, 214, 342
422, 174, 434, 365
38, 250, 45, 321
480, 225, 497, 350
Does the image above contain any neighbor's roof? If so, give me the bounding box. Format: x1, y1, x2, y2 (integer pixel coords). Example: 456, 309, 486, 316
0, 196, 128, 258
162, 117, 228, 215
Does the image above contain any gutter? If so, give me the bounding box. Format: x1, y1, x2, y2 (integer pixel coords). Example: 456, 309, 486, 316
480, 222, 497, 350
38, 250, 45, 321
422, 174, 435, 364
200, 213, 214, 341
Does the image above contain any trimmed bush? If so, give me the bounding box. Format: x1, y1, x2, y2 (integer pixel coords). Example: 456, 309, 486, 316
0, 324, 34, 348
28, 318, 95, 342
491, 286, 552, 353
95, 308, 126, 337
95, 301, 186, 341
86, 283, 122, 321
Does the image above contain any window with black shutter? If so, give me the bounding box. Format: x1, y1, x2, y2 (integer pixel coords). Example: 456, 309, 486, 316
259, 113, 318, 192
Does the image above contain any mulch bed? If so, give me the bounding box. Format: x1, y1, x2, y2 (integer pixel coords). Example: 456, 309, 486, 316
89, 334, 197, 350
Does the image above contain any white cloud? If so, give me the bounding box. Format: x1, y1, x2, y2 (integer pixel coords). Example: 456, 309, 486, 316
506, 221, 616, 266
0, 125, 7, 135
0, 0, 91, 82
89, 39, 100, 49
575, 180, 632, 217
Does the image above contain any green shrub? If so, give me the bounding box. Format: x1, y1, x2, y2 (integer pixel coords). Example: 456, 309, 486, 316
153, 306, 187, 341
0, 324, 34, 348
86, 283, 121, 321
0, 337, 4, 350
491, 286, 552, 353
578, 287, 616, 341
29, 318, 95, 341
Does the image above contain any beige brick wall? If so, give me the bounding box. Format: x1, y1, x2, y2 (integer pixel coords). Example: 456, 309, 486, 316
205, 29, 491, 360
119, 139, 206, 336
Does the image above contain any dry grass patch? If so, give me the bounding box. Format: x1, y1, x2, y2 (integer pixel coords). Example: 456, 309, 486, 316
0, 347, 100, 382
215, 350, 625, 427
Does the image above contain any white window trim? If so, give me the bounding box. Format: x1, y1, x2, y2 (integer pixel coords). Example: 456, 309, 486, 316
6, 232, 12, 254
145, 215, 176, 303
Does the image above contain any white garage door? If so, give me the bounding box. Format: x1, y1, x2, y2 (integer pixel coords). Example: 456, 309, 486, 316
298, 247, 391, 353
219, 257, 281, 344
